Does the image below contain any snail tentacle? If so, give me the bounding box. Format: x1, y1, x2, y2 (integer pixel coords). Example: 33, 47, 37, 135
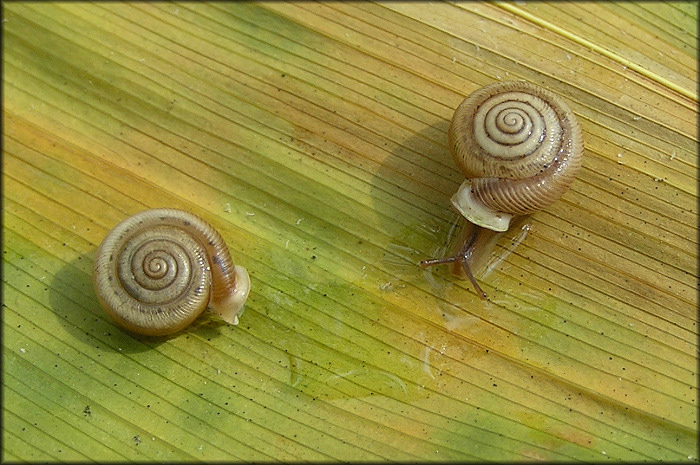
420, 223, 487, 299
93, 208, 251, 336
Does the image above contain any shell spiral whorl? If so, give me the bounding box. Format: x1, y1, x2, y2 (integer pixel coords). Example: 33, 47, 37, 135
93, 209, 251, 336
449, 81, 583, 231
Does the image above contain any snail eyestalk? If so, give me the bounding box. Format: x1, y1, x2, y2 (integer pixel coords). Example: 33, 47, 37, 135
421, 224, 488, 300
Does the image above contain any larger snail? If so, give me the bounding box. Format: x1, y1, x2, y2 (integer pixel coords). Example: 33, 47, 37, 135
421, 81, 583, 298
93, 208, 251, 336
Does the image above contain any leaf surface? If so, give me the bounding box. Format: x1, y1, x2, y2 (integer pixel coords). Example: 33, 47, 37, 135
3, 2, 697, 461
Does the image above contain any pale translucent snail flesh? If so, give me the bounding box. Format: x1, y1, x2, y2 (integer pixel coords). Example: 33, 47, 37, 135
422, 81, 583, 298
93, 208, 251, 336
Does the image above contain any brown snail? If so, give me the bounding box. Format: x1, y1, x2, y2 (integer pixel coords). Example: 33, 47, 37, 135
93, 208, 251, 336
421, 81, 583, 298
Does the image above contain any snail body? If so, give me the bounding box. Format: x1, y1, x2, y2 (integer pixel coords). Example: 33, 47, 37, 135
449, 80, 583, 232
93, 209, 250, 336
422, 81, 583, 297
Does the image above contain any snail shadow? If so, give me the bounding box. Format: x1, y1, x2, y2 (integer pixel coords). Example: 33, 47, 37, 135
368, 118, 460, 272
49, 253, 227, 354
368, 118, 478, 316
368, 117, 534, 314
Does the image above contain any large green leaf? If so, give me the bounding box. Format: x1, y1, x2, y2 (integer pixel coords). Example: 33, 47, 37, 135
3, 2, 697, 461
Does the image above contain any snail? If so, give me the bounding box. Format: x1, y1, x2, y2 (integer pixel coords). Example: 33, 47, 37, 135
421, 81, 583, 299
93, 208, 251, 336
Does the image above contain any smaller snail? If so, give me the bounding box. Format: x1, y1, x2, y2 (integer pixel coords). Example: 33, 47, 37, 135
93, 208, 251, 336
421, 81, 583, 298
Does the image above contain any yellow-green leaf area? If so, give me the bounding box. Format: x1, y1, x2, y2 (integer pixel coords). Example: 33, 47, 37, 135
3, 2, 697, 462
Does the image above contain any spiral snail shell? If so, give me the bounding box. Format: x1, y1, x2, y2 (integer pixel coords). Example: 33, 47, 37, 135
93, 209, 251, 336
449, 80, 583, 231
421, 81, 583, 298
